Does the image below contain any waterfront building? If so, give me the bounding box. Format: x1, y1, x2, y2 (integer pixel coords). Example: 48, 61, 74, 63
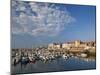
69, 46, 85, 52
62, 43, 72, 49
48, 43, 62, 49
48, 43, 54, 49
75, 40, 81, 47
47, 40, 95, 52
88, 47, 96, 53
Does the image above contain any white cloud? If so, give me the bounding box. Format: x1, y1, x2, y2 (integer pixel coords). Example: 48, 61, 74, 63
11, 1, 75, 37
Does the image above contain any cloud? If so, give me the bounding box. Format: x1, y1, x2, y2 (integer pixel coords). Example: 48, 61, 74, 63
11, 0, 75, 37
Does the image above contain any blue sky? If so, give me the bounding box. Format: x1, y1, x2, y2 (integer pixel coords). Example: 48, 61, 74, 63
11, 1, 96, 48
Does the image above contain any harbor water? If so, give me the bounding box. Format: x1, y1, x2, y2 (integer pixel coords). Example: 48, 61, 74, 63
11, 57, 96, 74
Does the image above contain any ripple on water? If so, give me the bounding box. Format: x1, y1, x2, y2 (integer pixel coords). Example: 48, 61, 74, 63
11, 57, 96, 74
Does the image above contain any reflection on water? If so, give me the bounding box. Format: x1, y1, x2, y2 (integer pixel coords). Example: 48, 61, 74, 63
11, 57, 96, 74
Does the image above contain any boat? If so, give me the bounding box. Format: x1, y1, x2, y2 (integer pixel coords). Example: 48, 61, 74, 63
49, 55, 55, 60
28, 56, 36, 63
80, 53, 87, 58
21, 56, 29, 64
62, 54, 68, 59
12, 56, 21, 65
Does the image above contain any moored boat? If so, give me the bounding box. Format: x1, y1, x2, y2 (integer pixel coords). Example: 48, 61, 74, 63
29, 56, 36, 63
80, 53, 87, 58
62, 54, 68, 59
21, 56, 29, 64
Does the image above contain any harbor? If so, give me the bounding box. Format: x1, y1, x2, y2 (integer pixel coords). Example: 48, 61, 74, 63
11, 40, 96, 74
11, 48, 95, 65
11, 47, 96, 74
11, 55, 96, 74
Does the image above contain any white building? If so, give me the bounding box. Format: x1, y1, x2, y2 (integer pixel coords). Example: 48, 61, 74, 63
48, 43, 62, 49
48, 43, 54, 49
62, 43, 71, 49
62, 43, 74, 49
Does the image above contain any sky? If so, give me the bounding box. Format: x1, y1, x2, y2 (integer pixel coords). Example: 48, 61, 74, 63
11, 0, 96, 48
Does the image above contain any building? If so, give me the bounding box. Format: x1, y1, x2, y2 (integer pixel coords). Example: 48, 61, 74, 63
69, 46, 85, 52
75, 40, 81, 47
48, 43, 62, 49
62, 43, 73, 49
48, 40, 96, 52
48, 43, 53, 49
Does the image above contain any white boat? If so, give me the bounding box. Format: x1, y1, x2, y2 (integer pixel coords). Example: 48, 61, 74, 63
21, 56, 29, 64
28, 56, 36, 63
12, 56, 21, 65
80, 53, 87, 58
29, 56, 34, 61
62, 54, 68, 59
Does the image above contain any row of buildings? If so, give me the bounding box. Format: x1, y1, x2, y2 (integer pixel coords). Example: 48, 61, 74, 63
48, 40, 96, 52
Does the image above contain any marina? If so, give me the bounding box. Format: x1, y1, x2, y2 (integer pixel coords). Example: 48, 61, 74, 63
11, 56, 96, 74
11, 40, 96, 74
11, 48, 96, 74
